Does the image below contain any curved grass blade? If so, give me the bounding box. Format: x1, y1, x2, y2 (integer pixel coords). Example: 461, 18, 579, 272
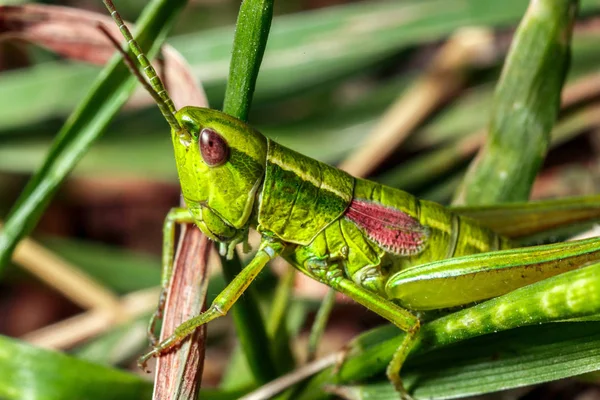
219, 0, 280, 385
454, 0, 578, 204
332, 322, 600, 400
0, 335, 152, 400
0, 0, 188, 271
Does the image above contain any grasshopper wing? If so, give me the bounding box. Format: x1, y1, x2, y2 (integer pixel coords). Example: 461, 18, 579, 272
345, 199, 428, 256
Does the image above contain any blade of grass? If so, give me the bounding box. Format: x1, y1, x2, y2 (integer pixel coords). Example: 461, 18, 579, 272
219, 254, 278, 385
454, 0, 578, 204
331, 322, 600, 399
0, 0, 188, 271
222, 0, 273, 121
0, 335, 153, 400
266, 267, 297, 373
219, 0, 280, 385
452, 194, 600, 239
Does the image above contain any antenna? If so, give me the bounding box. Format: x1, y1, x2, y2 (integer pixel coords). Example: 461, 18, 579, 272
101, 0, 182, 132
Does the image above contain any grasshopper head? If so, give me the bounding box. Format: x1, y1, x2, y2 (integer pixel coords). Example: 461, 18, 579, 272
171, 107, 267, 245
98, 4, 265, 254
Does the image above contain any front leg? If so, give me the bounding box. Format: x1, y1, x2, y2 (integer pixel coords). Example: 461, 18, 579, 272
138, 239, 285, 369
147, 207, 195, 347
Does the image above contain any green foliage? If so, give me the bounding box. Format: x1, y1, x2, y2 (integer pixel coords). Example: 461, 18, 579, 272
0, 336, 152, 400
455, 0, 578, 204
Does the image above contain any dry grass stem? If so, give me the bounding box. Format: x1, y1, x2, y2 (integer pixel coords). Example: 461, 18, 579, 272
561, 72, 600, 109
239, 352, 340, 400
7, 224, 123, 316
338, 27, 495, 177
152, 226, 210, 400
21, 287, 160, 349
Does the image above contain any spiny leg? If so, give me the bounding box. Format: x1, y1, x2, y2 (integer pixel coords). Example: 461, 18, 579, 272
387, 330, 420, 399
147, 207, 195, 346
138, 240, 285, 369
331, 277, 420, 399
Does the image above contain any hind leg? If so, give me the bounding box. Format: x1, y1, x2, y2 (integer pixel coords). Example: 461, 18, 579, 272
305, 257, 420, 399
332, 277, 420, 398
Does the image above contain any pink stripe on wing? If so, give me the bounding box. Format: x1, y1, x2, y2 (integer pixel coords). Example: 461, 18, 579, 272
344, 199, 427, 256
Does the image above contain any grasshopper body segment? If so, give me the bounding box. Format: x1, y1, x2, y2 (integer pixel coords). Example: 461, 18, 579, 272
344, 198, 428, 256
258, 139, 353, 245
281, 172, 513, 298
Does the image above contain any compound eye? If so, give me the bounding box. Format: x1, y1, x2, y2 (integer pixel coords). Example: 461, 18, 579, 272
199, 128, 229, 166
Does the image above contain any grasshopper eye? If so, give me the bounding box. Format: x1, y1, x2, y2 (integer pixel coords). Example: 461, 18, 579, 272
200, 128, 229, 166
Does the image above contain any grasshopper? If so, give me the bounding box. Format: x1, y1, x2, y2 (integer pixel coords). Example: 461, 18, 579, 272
102, 0, 600, 397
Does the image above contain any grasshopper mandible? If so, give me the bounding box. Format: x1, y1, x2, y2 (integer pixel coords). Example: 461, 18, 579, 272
102, 0, 600, 396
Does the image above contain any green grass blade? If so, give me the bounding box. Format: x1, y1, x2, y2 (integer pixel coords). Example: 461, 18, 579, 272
266, 268, 298, 373
222, 0, 273, 121
0, 0, 188, 271
334, 322, 600, 400
219, 255, 278, 384
0, 335, 152, 400
219, 0, 280, 385
454, 0, 578, 205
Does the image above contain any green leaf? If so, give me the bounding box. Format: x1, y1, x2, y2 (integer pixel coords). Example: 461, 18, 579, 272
0, 335, 152, 400
333, 322, 600, 400
454, 0, 578, 204
220, 0, 281, 385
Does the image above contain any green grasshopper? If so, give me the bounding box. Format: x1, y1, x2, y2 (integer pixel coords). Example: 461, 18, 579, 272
102, 0, 600, 397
